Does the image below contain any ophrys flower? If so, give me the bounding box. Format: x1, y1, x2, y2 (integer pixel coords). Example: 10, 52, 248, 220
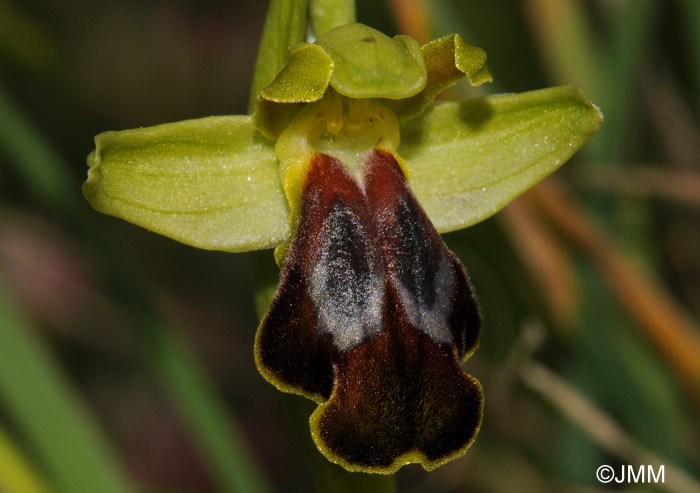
83, 20, 601, 474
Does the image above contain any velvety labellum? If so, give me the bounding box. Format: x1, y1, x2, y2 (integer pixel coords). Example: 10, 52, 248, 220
255, 149, 483, 473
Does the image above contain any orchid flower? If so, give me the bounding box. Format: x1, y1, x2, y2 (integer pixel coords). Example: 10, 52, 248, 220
82, 3, 601, 475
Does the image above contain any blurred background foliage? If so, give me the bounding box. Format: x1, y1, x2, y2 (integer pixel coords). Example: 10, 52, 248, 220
1, 0, 700, 491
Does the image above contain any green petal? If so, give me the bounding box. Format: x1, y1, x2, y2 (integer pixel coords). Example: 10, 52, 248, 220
316, 24, 427, 99
254, 43, 334, 139
387, 34, 492, 121
83, 116, 290, 252
400, 86, 603, 232
247, 0, 310, 113
259, 44, 334, 103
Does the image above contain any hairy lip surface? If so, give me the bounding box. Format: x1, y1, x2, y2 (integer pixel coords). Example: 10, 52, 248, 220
255, 149, 483, 473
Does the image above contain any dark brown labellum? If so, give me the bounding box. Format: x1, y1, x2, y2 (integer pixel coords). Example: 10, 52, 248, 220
255, 149, 482, 472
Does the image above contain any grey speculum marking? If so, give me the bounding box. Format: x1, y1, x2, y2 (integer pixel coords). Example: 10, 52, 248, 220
309, 202, 384, 351
391, 196, 455, 344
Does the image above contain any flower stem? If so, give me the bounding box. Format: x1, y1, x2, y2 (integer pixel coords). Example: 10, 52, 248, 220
310, 0, 356, 37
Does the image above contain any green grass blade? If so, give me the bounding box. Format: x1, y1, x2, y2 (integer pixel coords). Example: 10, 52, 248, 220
682, 0, 700, 111
140, 318, 271, 493
0, 83, 272, 493
588, 0, 660, 163
0, 278, 133, 493
0, 423, 52, 493
0, 83, 76, 210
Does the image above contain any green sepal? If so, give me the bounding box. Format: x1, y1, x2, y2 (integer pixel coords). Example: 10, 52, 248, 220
315, 24, 426, 99
386, 34, 493, 121
83, 115, 290, 252
400, 86, 603, 232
